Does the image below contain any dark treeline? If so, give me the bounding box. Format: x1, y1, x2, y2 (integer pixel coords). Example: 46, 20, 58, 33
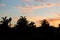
0, 16, 60, 40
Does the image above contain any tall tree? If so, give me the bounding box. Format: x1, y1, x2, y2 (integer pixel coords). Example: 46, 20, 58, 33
16, 16, 29, 33
0, 16, 12, 33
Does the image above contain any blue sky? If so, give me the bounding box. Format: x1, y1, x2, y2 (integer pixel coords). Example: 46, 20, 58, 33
0, 0, 60, 18
0, 0, 60, 27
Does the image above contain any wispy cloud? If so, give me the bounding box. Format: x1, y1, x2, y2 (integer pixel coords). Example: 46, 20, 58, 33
21, 7, 33, 14
35, 0, 46, 2
14, 3, 60, 14
22, 0, 31, 2
15, 3, 60, 9
55, 13, 60, 17
0, 4, 6, 6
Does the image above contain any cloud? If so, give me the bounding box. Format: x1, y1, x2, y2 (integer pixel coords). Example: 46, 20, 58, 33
14, 3, 60, 14
15, 3, 60, 9
21, 7, 33, 14
47, 18, 60, 22
52, 12, 60, 18
22, 0, 31, 2
0, 4, 6, 6
55, 13, 60, 17
46, 18, 60, 27
56, 4, 60, 6
15, 3, 56, 9
35, 0, 46, 2
14, 6, 34, 14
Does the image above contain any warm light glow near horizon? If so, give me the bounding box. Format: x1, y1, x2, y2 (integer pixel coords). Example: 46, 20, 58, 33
10, 17, 60, 28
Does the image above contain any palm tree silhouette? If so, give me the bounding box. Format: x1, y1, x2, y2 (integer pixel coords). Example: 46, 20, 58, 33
0, 16, 12, 35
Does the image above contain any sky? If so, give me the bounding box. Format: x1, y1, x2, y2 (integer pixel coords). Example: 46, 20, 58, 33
0, 0, 60, 27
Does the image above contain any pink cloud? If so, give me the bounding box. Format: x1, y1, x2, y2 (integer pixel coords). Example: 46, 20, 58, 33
14, 4, 60, 14
55, 13, 60, 17
35, 0, 45, 2
15, 3, 58, 9
21, 7, 33, 14
0, 4, 6, 6
22, 0, 31, 3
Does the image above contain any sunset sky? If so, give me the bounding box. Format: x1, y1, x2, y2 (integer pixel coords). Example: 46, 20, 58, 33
0, 0, 60, 27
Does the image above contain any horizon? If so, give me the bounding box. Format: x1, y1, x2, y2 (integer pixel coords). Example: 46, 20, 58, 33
5, 16, 59, 28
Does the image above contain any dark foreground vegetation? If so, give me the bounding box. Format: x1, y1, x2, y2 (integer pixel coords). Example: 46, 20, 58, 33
0, 16, 60, 40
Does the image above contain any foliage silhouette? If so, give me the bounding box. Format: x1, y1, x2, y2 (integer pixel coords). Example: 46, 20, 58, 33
0, 16, 12, 35
0, 16, 60, 40
41, 19, 49, 27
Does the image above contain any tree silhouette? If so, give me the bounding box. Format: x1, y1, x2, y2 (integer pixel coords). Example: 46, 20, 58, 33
0, 16, 12, 35
15, 16, 29, 34
41, 19, 49, 27
0, 16, 12, 27
40, 19, 50, 32
39, 19, 55, 40
59, 24, 60, 27
17, 16, 28, 26
57, 24, 60, 35
0, 16, 60, 40
28, 21, 36, 33
29, 21, 36, 28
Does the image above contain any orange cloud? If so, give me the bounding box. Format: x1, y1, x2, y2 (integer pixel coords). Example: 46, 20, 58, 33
46, 18, 60, 27
0, 4, 6, 6
55, 4, 60, 6
47, 18, 60, 22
